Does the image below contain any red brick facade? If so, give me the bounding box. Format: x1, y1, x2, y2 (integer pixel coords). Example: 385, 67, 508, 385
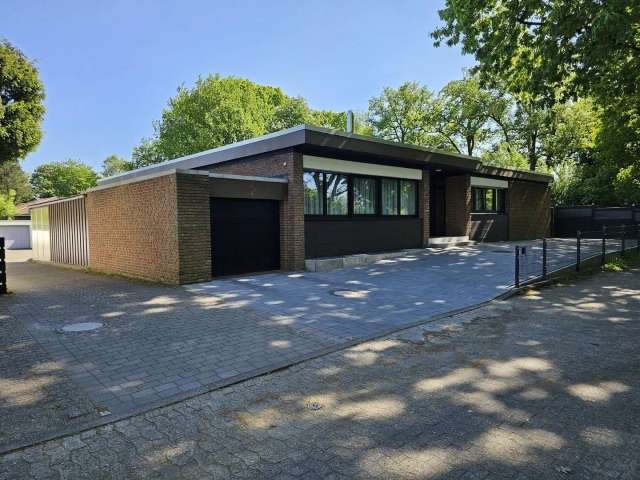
205, 148, 305, 271
86, 174, 181, 283
445, 174, 471, 236
419, 169, 431, 246
508, 180, 552, 240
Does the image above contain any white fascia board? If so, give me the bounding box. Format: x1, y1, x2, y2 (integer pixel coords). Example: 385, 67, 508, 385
470, 176, 509, 189
303, 155, 422, 180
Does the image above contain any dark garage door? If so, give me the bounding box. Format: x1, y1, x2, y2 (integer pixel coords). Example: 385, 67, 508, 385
210, 198, 280, 276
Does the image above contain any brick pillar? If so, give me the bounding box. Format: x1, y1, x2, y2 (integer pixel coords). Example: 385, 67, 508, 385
176, 171, 212, 283
419, 169, 431, 247
281, 151, 305, 270
445, 174, 471, 236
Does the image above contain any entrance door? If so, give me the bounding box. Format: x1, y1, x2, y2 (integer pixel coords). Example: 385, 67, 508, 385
210, 198, 280, 276
430, 174, 446, 236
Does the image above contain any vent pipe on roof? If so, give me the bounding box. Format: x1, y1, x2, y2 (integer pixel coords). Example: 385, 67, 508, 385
346, 110, 354, 133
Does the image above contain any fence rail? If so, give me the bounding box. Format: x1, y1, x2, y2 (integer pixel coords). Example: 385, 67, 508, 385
0, 237, 6, 295
515, 224, 639, 287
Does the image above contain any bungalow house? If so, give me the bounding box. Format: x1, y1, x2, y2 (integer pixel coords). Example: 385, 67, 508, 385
30, 125, 552, 283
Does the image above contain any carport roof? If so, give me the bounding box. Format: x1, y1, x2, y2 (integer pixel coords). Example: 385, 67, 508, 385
98, 124, 552, 187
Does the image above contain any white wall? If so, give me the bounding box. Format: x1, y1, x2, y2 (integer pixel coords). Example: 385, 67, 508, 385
31, 206, 50, 261
0, 220, 32, 249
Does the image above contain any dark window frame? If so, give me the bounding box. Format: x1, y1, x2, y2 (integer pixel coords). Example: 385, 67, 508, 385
303, 169, 419, 218
472, 187, 507, 214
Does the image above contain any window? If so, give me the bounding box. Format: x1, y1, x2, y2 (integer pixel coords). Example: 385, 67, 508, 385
400, 180, 417, 215
381, 179, 398, 215
303, 170, 418, 217
304, 172, 323, 215
472, 187, 506, 213
353, 177, 377, 214
326, 173, 348, 215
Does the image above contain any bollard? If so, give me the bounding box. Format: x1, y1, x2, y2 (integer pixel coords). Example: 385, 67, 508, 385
621, 225, 626, 257
515, 245, 520, 288
542, 239, 547, 279
576, 231, 581, 272
601, 226, 607, 266
0, 237, 6, 295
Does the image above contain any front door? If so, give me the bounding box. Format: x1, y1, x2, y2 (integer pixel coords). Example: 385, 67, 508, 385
430, 174, 446, 236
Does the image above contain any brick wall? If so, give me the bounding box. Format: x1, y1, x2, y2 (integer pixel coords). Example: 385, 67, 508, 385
205, 148, 305, 271
445, 174, 471, 236
86, 174, 181, 283
176, 172, 212, 283
508, 180, 552, 240
419, 169, 431, 246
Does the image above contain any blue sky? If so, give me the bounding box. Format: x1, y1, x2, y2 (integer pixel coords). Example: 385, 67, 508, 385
5, 0, 473, 173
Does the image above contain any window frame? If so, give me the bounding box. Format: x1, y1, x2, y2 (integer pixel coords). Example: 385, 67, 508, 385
303, 169, 419, 219
471, 186, 507, 214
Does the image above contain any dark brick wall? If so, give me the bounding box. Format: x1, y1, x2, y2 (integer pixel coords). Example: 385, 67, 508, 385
205, 148, 305, 271
419, 169, 431, 246
176, 172, 212, 283
508, 180, 552, 240
86, 174, 181, 283
445, 174, 471, 236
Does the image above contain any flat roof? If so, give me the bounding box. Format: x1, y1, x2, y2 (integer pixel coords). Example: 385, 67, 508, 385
98, 124, 552, 187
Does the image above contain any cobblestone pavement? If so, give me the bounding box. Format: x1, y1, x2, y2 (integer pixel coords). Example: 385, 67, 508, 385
1, 269, 638, 479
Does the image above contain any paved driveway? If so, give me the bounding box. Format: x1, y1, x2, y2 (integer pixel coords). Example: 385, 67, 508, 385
1, 241, 584, 451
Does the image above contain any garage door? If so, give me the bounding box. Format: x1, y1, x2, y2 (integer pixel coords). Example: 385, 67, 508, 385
210, 198, 280, 276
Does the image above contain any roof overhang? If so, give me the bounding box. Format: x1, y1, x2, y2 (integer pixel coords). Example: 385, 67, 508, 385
96, 124, 552, 187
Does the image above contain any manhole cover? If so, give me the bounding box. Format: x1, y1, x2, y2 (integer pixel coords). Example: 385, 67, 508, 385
332, 289, 370, 299
58, 322, 103, 333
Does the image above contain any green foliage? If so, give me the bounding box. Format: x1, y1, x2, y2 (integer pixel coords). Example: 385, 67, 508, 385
367, 81, 434, 145
0, 41, 45, 165
101, 154, 134, 177
432, 0, 640, 205
0, 160, 32, 203
133, 75, 350, 165
0, 189, 16, 219
30, 160, 98, 198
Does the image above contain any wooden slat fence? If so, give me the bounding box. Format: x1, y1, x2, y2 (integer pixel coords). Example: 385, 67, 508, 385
49, 196, 89, 266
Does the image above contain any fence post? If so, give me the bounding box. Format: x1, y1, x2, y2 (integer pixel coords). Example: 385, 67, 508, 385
0, 237, 6, 295
515, 245, 520, 288
601, 226, 607, 265
542, 239, 547, 279
576, 230, 581, 272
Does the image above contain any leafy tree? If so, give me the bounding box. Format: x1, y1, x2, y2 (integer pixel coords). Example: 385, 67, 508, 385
0, 160, 33, 202
0, 41, 46, 165
431, 77, 498, 156
131, 137, 164, 168
30, 160, 98, 198
367, 82, 434, 145
101, 154, 134, 177
0, 189, 16, 219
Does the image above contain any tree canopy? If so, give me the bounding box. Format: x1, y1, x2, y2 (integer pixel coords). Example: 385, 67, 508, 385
30, 160, 98, 198
0, 41, 45, 165
132, 75, 354, 168
101, 154, 134, 177
432, 0, 640, 205
0, 159, 33, 203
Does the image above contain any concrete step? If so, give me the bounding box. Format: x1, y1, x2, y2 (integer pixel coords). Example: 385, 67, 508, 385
428, 236, 471, 248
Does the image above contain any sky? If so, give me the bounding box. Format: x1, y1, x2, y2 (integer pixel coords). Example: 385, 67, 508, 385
4, 0, 474, 173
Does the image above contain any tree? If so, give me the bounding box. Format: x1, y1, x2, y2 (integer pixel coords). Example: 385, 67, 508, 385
0, 189, 16, 219
30, 160, 98, 198
367, 82, 434, 145
133, 75, 350, 166
431, 77, 499, 156
0, 41, 46, 165
101, 154, 133, 177
0, 160, 33, 202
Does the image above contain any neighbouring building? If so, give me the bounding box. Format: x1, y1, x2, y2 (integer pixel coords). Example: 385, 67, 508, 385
30, 125, 552, 284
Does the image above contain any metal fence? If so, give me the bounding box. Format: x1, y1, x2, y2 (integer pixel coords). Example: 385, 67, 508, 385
0, 237, 6, 295
514, 224, 640, 287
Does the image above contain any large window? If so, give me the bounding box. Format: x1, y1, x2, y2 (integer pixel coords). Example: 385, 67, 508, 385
326, 173, 348, 215
304, 170, 418, 217
472, 187, 506, 213
353, 177, 377, 215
